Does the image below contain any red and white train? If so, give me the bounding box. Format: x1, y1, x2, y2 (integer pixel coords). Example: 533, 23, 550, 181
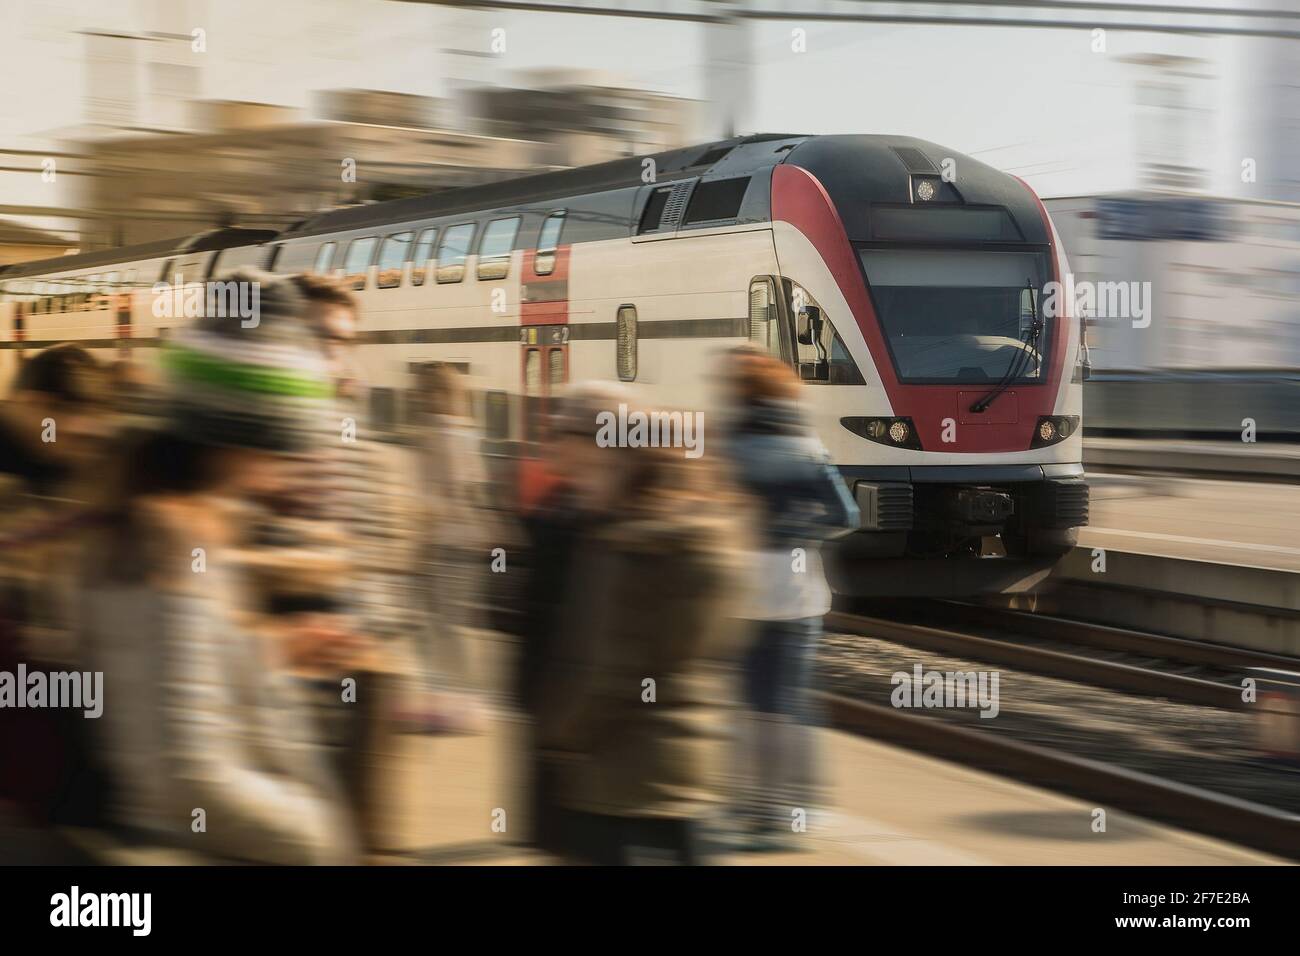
0, 134, 1088, 594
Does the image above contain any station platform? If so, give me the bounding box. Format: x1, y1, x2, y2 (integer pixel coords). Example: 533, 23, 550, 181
371, 701, 1283, 866
358, 623, 1283, 866
1081, 472, 1300, 573
13, 621, 1284, 867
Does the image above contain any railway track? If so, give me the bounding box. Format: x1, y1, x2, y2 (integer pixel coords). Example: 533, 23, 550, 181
825, 601, 1297, 709
817, 603, 1300, 860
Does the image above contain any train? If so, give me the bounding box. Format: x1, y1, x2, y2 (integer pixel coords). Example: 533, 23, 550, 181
0, 133, 1089, 595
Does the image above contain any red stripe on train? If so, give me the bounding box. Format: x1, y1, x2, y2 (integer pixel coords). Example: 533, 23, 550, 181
520, 245, 571, 325
770, 163, 1066, 453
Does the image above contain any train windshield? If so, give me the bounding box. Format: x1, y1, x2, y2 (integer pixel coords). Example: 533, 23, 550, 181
859, 248, 1052, 384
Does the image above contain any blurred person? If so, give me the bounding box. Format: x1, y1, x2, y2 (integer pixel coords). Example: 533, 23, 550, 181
511, 384, 626, 854
0, 343, 106, 499
411, 363, 493, 695
285, 273, 419, 650
282, 274, 435, 714
78, 274, 359, 865
0, 346, 112, 643
722, 350, 858, 851
534, 403, 751, 865
106, 356, 160, 423
0, 345, 114, 840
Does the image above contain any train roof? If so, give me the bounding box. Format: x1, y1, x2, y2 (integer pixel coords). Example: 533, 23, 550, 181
1, 134, 1046, 279
279, 133, 807, 238
278, 132, 1044, 242
0, 227, 279, 280
783, 135, 1049, 244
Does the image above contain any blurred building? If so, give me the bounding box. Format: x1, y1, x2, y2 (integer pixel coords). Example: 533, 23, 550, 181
0, 218, 77, 265
67, 73, 694, 250
465, 69, 695, 166
1242, 35, 1300, 205
1050, 193, 1300, 437
70, 94, 547, 249
1121, 54, 1213, 194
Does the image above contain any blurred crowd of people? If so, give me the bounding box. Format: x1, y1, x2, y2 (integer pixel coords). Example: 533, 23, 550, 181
0, 269, 858, 866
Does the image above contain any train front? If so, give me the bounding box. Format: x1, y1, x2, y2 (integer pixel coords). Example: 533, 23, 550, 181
769, 135, 1088, 594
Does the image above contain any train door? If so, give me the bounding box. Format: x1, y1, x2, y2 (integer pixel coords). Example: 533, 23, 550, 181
518, 324, 569, 446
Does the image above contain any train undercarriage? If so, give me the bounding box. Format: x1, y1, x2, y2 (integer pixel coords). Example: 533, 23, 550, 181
827, 467, 1090, 597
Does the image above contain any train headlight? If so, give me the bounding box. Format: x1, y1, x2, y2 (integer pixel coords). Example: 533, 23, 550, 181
915, 179, 936, 201
840, 417, 923, 450
1031, 416, 1080, 448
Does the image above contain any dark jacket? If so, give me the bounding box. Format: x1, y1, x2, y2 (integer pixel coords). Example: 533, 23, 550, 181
536, 511, 746, 819
726, 399, 859, 550
513, 485, 591, 715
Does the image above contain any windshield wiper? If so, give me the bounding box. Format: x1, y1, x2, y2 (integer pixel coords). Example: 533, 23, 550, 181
969, 278, 1042, 414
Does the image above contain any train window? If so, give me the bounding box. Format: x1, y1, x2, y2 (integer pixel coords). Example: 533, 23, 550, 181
535, 212, 565, 276
638, 187, 672, 234
436, 223, 475, 284
477, 217, 519, 281
616, 304, 637, 382
272, 241, 315, 274
313, 241, 337, 275
342, 236, 378, 290
871, 207, 1020, 242
377, 232, 413, 289
683, 177, 749, 225
212, 245, 268, 275
788, 283, 866, 386
859, 248, 1050, 384
410, 228, 437, 286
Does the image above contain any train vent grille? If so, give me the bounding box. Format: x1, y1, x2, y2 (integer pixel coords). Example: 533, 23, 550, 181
659, 182, 694, 231
890, 146, 938, 174
876, 485, 915, 531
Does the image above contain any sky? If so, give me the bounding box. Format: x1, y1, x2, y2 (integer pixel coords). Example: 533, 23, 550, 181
0, 0, 1283, 213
